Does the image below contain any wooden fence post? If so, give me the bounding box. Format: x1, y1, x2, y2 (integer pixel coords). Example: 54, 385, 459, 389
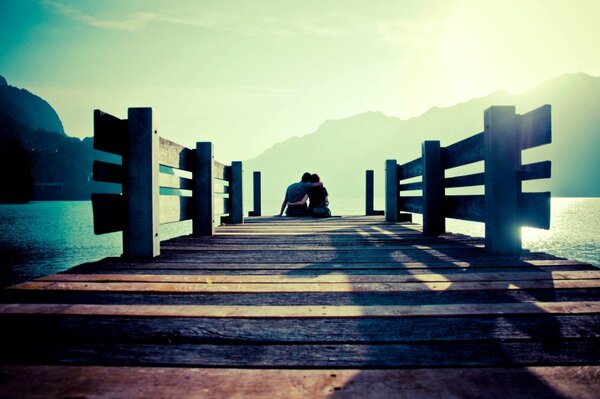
230, 161, 243, 224
194, 142, 214, 235
124, 107, 159, 257
365, 170, 374, 216
422, 140, 445, 235
248, 171, 262, 217
385, 160, 398, 222
484, 106, 521, 255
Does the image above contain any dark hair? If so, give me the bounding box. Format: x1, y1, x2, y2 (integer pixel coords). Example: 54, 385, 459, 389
310, 173, 320, 183
301, 172, 311, 183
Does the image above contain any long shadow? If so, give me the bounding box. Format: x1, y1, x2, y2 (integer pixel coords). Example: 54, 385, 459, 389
280, 216, 596, 398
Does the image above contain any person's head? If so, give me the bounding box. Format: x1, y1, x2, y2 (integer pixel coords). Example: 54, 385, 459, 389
310, 174, 320, 183
301, 172, 311, 183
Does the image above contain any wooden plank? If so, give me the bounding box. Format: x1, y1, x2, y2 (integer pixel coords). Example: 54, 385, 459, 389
93, 109, 126, 155
444, 172, 484, 188
3, 302, 600, 318
521, 161, 551, 181
1, 366, 598, 399
398, 157, 422, 180
93, 160, 123, 184
442, 132, 484, 169
443, 195, 485, 222
520, 192, 551, 229
125, 108, 159, 257
3, 314, 599, 343
251, 171, 261, 217
91, 193, 124, 234
193, 142, 214, 235
518, 104, 551, 150
2, 341, 599, 368
159, 174, 193, 190
422, 141, 444, 235
4, 285, 599, 307
230, 161, 243, 224
385, 160, 398, 222
34, 270, 600, 284
365, 170, 374, 215
398, 181, 422, 191
64, 259, 593, 272
159, 195, 193, 224
213, 161, 230, 181
484, 105, 521, 255
10, 279, 600, 293
158, 137, 193, 171
214, 195, 229, 216
398, 196, 423, 214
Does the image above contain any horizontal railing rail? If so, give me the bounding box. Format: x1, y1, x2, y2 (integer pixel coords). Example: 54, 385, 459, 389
91, 107, 243, 258
385, 105, 552, 255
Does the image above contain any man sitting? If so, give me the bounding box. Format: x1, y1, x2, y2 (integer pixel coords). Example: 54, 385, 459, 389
277, 172, 323, 217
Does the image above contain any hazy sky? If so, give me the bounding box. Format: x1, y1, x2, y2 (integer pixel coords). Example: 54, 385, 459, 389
1, 0, 600, 162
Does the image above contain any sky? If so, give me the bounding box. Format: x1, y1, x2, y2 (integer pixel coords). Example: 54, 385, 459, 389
1, 0, 600, 162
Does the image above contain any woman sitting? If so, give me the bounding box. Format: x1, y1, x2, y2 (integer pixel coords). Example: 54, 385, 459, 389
288, 174, 331, 218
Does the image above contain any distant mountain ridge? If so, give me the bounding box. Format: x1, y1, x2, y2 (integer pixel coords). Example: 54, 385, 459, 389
246, 72, 600, 201
0, 75, 92, 202
0, 75, 65, 135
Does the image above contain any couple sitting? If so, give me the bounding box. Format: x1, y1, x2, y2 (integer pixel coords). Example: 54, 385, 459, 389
277, 172, 331, 218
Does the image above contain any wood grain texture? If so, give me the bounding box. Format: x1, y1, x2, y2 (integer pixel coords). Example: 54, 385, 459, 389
1, 215, 598, 398
2, 366, 598, 399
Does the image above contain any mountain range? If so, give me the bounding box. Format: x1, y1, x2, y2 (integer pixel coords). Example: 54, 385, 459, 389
245, 72, 600, 201
1, 72, 598, 203
0, 75, 93, 202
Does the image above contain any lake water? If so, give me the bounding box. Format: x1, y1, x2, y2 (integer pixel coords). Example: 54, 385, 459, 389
0, 198, 599, 287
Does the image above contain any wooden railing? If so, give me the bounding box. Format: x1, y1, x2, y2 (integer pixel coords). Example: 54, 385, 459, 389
385, 105, 552, 255
248, 171, 262, 217
365, 170, 385, 216
91, 107, 243, 258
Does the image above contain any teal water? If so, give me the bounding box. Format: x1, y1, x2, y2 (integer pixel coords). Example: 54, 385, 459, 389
0, 198, 598, 287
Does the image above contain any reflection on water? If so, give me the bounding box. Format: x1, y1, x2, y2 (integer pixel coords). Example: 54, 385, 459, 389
0, 198, 598, 286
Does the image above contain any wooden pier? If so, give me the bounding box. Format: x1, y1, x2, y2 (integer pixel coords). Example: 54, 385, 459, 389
1, 216, 600, 398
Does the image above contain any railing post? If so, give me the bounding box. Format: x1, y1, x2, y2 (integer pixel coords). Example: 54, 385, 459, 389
230, 161, 243, 224
484, 106, 521, 255
422, 140, 445, 235
385, 159, 398, 222
124, 107, 159, 257
194, 142, 214, 235
248, 171, 261, 217
365, 170, 374, 216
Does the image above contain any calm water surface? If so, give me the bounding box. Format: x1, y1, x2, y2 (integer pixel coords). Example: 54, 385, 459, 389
0, 198, 598, 287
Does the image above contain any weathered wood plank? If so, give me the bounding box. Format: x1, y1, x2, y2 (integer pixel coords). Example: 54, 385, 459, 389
518, 104, 551, 150
2, 301, 600, 318
214, 161, 230, 181
521, 161, 551, 181
398, 181, 422, 191
2, 341, 599, 367
10, 279, 600, 293
93, 160, 123, 184
520, 192, 551, 229
398, 196, 423, 213
158, 137, 193, 171
442, 132, 484, 169
93, 109, 126, 155
398, 157, 422, 180
91, 193, 125, 234
34, 270, 600, 284
1, 366, 599, 399
159, 195, 193, 224
444, 172, 484, 188
4, 287, 599, 307
443, 195, 485, 222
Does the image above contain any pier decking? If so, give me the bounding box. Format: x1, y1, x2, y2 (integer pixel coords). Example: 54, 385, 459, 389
1, 215, 599, 398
